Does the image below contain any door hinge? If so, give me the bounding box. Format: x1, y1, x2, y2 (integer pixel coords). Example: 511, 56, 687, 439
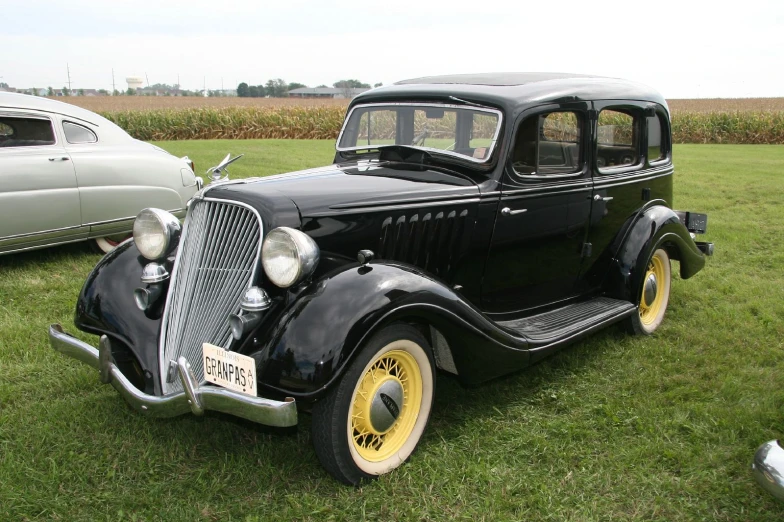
581, 242, 592, 258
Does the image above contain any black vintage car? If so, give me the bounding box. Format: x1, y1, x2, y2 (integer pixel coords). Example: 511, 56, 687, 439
50, 73, 713, 485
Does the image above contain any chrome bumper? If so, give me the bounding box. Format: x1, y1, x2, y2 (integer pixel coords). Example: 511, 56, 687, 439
48, 324, 297, 427
753, 439, 784, 502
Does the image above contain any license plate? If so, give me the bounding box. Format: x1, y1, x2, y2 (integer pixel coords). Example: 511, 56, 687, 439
202, 343, 257, 397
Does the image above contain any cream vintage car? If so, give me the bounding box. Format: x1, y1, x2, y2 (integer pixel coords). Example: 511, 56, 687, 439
0, 92, 201, 254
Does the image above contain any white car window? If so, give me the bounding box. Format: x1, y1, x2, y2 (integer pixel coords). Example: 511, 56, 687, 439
63, 121, 97, 144
0, 116, 56, 147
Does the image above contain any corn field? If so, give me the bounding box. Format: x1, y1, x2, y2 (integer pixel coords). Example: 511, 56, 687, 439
90, 100, 784, 144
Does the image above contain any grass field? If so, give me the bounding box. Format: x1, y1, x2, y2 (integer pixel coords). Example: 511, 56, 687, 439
1, 141, 783, 520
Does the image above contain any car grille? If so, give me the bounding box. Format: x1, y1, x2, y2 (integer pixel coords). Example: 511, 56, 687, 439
159, 198, 262, 394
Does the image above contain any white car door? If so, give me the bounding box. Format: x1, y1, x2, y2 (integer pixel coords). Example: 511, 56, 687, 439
61, 119, 188, 235
0, 112, 83, 250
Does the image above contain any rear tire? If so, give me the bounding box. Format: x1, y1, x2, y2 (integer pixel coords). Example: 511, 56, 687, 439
311, 324, 435, 485
626, 248, 671, 335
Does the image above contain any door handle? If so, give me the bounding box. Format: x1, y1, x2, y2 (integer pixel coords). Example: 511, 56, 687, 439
48, 157, 69, 162
501, 207, 528, 216
593, 195, 613, 202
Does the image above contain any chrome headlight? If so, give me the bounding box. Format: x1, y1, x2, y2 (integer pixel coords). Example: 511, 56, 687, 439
133, 208, 181, 260
261, 227, 319, 288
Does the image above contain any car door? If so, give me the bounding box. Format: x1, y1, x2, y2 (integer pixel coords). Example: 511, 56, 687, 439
0, 112, 83, 251
578, 101, 674, 291
482, 103, 593, 314
62, 118, 187, 235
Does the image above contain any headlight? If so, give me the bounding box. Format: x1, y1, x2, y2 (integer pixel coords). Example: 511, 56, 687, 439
133, 208, 181, 260
261, 227, 319, 288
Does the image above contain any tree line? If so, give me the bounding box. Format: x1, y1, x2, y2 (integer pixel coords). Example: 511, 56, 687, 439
237, 79, 379, 98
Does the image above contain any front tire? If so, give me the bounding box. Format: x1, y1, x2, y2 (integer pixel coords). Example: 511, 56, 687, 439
626, 248, 671, 335
311, 324, 435, 485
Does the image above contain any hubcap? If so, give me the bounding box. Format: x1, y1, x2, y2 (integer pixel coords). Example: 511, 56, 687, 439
643, 273, 658, 307
369, 379, 404, 433
639, 253, 667, 325
350, 348, 423, 462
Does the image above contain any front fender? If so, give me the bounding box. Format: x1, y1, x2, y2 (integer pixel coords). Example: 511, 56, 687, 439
604, 205, 706, 303
75, 240, 166, 394
244, 262, 530, 400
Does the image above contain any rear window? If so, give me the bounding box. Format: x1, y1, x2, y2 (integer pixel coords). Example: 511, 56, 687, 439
63, 121, 98, 144
0, 116, 56, 147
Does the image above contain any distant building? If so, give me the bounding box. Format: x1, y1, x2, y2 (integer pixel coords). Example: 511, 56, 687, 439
288, 87, 369, 99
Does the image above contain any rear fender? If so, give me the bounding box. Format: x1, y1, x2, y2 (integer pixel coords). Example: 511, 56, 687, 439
244, 262, 530, 400
603, 205, 705, 303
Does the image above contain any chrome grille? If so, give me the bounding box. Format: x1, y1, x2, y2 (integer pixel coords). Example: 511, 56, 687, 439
160, 198, 262, 394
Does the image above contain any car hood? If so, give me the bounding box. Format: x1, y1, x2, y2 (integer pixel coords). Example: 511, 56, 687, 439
205, 162, 479, 220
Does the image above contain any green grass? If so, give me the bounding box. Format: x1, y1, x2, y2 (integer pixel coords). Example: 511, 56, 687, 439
1, 142, 783, 520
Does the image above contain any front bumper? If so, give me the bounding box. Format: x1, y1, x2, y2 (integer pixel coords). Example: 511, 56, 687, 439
48, 324, 297, 427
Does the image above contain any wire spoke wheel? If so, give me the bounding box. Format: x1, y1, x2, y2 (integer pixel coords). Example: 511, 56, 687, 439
627, 248, 671, 335
349, 349, 423, 462
311, 324, 435, 485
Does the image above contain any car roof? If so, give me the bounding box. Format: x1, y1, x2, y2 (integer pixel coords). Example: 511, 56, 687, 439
352, 72, 669, 114
0, 92, 109, 126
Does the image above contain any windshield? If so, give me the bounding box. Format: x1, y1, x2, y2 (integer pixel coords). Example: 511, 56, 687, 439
337, 103, 502, 163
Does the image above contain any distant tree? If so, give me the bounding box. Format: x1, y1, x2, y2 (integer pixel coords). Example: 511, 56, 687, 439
126, 87, 136, 96
112, 89, 120, 96
316, 84, 328, 88
0, 82, 8, 89
374, 82, 383, 88
333, 79, 370, 89
265, 78, 288, 97
97, 89, 108, 95
237, 82, 250, 97
248, 85, 260, 98
287, 82, 307, 91
334, 79, 370, 98
47, 86, 54, 96
62, 86, 71, 96
77, 89, 85, 96
30, 87, 38, 96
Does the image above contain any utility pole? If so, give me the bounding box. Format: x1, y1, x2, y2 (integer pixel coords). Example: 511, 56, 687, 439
145, 73, 149, 88
177, 73, 180, 95
66, 63, 72, 92
112, 68, 116, 95
203, 76, 206, 97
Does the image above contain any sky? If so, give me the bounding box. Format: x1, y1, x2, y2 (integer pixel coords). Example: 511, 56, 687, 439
1, 0, 782, 99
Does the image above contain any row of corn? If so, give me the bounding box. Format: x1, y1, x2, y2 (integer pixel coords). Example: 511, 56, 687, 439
101, 107, 784, 144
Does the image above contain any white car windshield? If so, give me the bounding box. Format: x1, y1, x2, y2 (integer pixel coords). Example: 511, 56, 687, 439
337, 103, 502, 163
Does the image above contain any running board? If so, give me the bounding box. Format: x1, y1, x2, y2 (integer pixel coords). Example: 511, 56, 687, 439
497, 297, 636, 361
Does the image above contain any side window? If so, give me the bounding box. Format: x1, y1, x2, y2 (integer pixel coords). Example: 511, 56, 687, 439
63, 121, 98, 144
0, 116, 56, 147
512, 111, 582, 176
647, 113, 666, 162
596, 109, 638, 169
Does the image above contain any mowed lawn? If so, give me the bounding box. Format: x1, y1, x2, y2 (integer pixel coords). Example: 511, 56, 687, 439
1, 142, 783, 521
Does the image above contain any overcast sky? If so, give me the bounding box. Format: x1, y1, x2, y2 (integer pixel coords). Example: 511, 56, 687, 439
1, 0, 782, 98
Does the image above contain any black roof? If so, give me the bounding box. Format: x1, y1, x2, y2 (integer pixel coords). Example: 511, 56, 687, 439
353, 72, 668, 114
395, 72, 599, 87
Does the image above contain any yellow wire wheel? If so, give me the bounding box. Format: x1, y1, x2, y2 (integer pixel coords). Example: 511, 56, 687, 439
346, 337, 433, 475
349, 348, 423, 462
635, 248, 671, 334
311, 324, 435, 484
